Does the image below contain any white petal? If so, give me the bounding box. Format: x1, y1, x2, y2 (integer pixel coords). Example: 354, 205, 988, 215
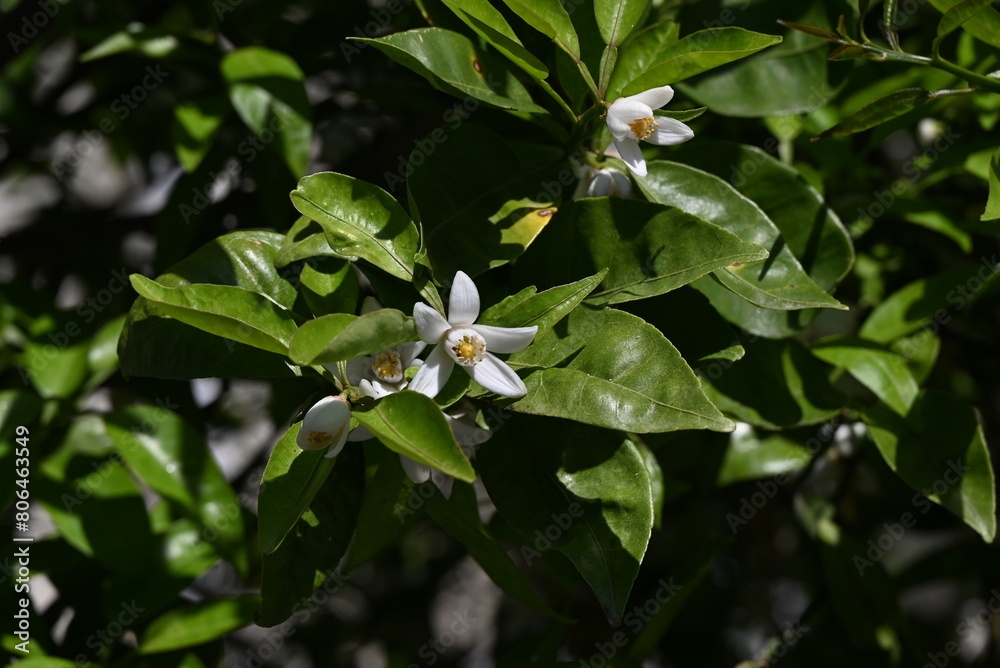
432, 469, 455, 498
586, 169, 613, 197
448, 270, 480, 325
413, 302, 450, 343
471, 324, 537, 353
609, 169, 633, 197
399, 340, 427, 366
358, 378, 393, 399
324, 428, 350, 458
347, 424, 374, 442
627, 85, 674, 110
646, 117, 694, 146
400, 455, 431, 483
297, 395, 351, 451
446, 414, 492, 447
407, 344, 455, 398
360, 296, 382, 315
467, 353, 527, 398
613, 136, 647, 176
607, 98, 654, 138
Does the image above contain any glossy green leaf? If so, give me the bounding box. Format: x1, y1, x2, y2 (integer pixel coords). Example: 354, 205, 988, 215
409, 124, 566, 278
501, 0, 581, 60
291, 172, 419, 281
636, 161, 845, 315
606, 21, 679, 100
716, 425, 811, 486
982, 148, 1000, 221
929, 0, 1000, 48
595, 0, 648, 46
130, 275, 299, 356
289, 309, 416, 366
275, 216, 340, 268
353, 391, 476, 482
299, 256, 360, 318
440, 0, 548, 80
864, 391, 997, 542
425, 484, 566, 619
480, 416, 654, 625
479, 271, 606, 337
258, 446, 364, 626
811, 338, 918, 415
105, 404, 246, 570
514, 198, 769, 306
356, 29, 545, 112
702, 338, 844, 429
859, 262, 1000, 343
221, 47, 312, 176
937, 0, 998, 40
171, 95, 230, 173
814, 88, 932, 140
509, 306, 734, 433
622, 27, 781, 96
140, 596, 260, 653
258, 423, 338, 554
669, 143, 854, 338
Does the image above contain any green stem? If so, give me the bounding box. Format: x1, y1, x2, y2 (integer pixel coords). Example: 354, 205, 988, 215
537, 78, 578, 124
865, 43, 1000, 94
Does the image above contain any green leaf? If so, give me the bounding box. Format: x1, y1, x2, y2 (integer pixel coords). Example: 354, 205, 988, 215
289, 309, 416, 366
595, 0, 649, 46
606, 20, 679, 101
501, 0, 581, 60
425, 484, 567, 619
702, 338, 844, 430
509, 306, 734, 433
220, 47, 312, 176
356, 28, 545, 112
105, 405, 246, 570
930, 0, 1000, 47
275, 216, 340, 268
814, 88, 932, 140
514, 197, 769, 306
864, 390, 997, 542
937, 0, 998, 40
140, 596, 260, 653
479, 416, 654, 625
347, 443, 418, 569
258, 423, 338, 554
409, 124, 565, 278
79, 25, 182, 61
811, 337, 918, 415
440, 0, 549, 80
129, 275, 299, 356
858, 261, 1000, 343
299, 256, 360, 318
669, 143, 855, 338
478, 271, 607, 336
21, 340, 89, 399
636, 161, 845, 315
716, 425, 811, 486
291, 172, 420, 281
258, 446, 364, 626
171, 95, 230, 173
622, 27, 781, 96
353, 391, 476, 482
982, 148, 1000, 221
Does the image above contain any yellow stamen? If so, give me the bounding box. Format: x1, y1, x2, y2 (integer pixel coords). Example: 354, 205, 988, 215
304, 431, 330, 447
628, 116, 658, 141
457, 342, 477, 360
372, 349, 402, 380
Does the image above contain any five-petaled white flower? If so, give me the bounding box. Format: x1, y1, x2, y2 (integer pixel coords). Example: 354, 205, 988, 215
605, 85, 694, 177
296, 395, 351, 458
410, 271, 537, 399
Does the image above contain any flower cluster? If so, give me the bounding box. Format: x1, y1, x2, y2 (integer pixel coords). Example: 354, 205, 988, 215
296, 271, 536, 483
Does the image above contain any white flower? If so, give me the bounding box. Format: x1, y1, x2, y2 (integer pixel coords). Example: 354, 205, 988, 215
606, 85, 694, 177
586, 167, 633, 198
410, 271, 537, 399
296, 395, 351, 458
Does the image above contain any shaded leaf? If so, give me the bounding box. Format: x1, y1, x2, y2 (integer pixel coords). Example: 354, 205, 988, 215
289, 309, 416, 366
814, 88, 932, 140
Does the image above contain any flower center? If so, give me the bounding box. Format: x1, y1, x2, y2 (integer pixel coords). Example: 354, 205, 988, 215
628, 116, 658, 140
371, 348, 403, 383
445, 328, 487, 366
303, 430, 332, 447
